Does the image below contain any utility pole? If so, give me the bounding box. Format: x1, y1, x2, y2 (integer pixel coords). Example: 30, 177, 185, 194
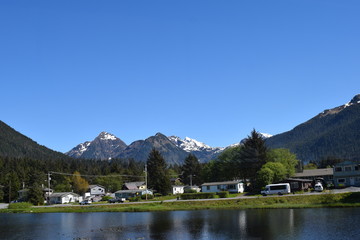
145, 164, 148, 200
47, 172, 51, 205
189, 175, 193, 187
9, 179, 11, 203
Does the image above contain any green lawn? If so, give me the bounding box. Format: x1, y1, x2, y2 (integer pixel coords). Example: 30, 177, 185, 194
2, 192, 360, 213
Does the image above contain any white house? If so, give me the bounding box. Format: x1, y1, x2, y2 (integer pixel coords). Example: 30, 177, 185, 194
85, 185, 106, 198
201, 181, 244, 193
49, 192, 80, 204
172, 185, 185, 195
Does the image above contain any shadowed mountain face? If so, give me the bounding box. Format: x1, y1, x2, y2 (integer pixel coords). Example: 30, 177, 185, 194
117, 133, 189, 165
0, 120, 69, 160
266, 94, 360, 163
66, 132, 127, 160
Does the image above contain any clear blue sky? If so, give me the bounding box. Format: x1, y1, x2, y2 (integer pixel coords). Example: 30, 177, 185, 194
1, 1, 359, 153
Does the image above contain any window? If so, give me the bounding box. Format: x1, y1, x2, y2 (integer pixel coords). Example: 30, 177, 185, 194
217, 185, 221, 190
206, 186, 210, 190
228, 184, 236, 190
345, 166, 352, 172
338, 178, 346, 183
335, 167, 342, 172
355, 166, 359, 171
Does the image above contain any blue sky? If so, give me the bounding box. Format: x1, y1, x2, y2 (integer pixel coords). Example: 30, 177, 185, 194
1, 1, 360, 153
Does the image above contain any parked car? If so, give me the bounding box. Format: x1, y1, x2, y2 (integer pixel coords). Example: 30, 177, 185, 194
80, 199, 92, 205
108, 198, 126, 203
314, 182, 324, 192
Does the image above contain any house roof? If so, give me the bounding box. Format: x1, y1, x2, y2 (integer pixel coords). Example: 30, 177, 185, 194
115, 189, 152, 194
293, 168, 333, 178
201, 180, 242, 186
50, 192, 80, 198
89, 185, 105, 189
124, 182, 145, 190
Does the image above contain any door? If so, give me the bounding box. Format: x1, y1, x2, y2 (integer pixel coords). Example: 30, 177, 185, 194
350, 177, 355, 186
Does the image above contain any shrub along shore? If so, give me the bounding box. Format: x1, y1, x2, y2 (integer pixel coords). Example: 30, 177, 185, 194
2, 192, 360, 213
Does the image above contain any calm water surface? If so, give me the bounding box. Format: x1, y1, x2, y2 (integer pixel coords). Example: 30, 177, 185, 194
1, 208, 360, 239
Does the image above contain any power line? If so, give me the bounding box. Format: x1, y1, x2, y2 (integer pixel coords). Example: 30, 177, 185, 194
49, 171, 145, 179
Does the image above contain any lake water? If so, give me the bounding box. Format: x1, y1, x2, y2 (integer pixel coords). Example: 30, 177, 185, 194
1, 208, 360, 239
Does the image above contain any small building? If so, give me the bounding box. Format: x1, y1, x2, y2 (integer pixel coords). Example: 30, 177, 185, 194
201, 181, 244, 193
279, 178, 313, 192
115, 189, 153, 200
333, 161, 360, 188
293, 168, 334, 186
85, 185, 105, 198
49, 192, 80, 204
172, 185, 185, 195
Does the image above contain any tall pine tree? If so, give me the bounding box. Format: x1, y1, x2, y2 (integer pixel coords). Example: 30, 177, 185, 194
180, 154, 202, 186
147, 148, 171, 195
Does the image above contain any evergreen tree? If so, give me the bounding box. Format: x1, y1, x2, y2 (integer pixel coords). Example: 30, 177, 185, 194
147, 148, 171, 195
241, 129, 268, 190
27, 171, 45, 205
180, 154, 202, 186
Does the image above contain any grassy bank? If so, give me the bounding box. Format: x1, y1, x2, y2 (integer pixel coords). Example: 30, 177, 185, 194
2, 192, 360, 213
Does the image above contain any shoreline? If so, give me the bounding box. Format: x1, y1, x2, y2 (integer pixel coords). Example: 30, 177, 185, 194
1, 192, 360, 213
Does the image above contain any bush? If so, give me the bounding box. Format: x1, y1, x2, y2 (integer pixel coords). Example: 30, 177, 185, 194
217, 191, 229, 198
8, 202, 33, 209
128, 196, 141, 202
141, 194, 154, 200
101, 196, 112, 201
180, 192, 216, 200
154, 193, 162, 198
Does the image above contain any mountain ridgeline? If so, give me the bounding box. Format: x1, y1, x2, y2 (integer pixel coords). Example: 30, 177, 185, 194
266, 94, 360, 163
66, 132, 225, 164
0, 120, 70, 161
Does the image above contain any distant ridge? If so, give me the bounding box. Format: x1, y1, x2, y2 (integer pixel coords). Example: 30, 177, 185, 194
0, 120, 70, 160
266, 94, 360, 163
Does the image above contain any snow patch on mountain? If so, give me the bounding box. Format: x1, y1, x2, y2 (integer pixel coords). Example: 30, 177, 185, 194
79, 141, 91, 153
168, 136, 224, 153
99, 132, 117, 141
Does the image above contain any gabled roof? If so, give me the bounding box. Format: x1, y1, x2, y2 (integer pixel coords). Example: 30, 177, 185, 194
201, 180, 242, 186
123, 182, 145, 190
88, 184, 105, 189
50, 192, 79, 198
293, 168, 333, 178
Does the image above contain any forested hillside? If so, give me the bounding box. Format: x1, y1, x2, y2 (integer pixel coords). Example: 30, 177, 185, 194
0, 121, 69, 161
266, 95, 360, 163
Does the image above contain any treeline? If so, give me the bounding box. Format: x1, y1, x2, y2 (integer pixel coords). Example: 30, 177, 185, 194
0, 156, 148, 203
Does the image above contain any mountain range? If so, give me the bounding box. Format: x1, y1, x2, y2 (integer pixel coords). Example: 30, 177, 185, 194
2, 94, 360, 164
66, 132, 226, 164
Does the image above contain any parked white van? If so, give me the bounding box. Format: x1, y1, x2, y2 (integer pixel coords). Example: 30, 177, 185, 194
261, 183, 291, 196
314, 182, 323, 192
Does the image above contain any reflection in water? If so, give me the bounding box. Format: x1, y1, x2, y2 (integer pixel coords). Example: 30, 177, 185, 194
1, 208, 360, 239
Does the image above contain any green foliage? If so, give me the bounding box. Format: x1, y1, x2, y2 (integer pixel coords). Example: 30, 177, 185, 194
101, 196, 112, 201
141, 194, 154, 200
304, 163, 318, 170
129, 196, 141, 202
180, 154, 202, 186
147, 148, 172, 196
256, 167, 274, 188
72, 171, 89, 195
267, 148, 298, 177
180, 192, 216, 200
217, 191, 229, 198
95, 175, 123, 193
8, 202, 33, 209
262, 162, 287, 183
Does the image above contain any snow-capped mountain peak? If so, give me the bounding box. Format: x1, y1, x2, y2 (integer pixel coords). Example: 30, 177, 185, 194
168, 136, 224, 152
98, 131, 118, 141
